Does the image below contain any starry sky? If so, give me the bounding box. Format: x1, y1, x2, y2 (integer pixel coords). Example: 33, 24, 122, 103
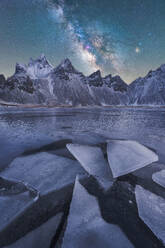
0, 0, 165, 83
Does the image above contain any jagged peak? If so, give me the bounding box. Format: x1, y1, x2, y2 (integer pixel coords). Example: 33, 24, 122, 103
55, 58, 78, 74
88, 70, 102, 79
14, 55, 53, 79
112, 75, 122, 80
0, 74, 6, 81
61, 58, 72, 66
111, 75, 127, 84
157, 64, 165, 72
143, 64, 165, 80
37, 54, 50, 65
103, 74, 112, 80
87, 70, 103, 87
40, 53, 47, 60
28, 55, 52, 68
15, 63, 27, 74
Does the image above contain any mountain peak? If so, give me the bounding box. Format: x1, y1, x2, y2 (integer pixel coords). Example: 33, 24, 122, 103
15, 63, 27, 74
103, 74, 112, 80
40, 53, 47, 60
88, 70, 103, 87
28, 55, 52, 67
159, 64, 165, 72
56, 58, 77, 73
111, 75, 127, 85
15, 55, 53, 79
88, 70, 102, 79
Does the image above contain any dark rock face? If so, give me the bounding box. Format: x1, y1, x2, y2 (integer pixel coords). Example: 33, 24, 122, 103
129, 64, 165, 105
0, 74, 6, 89
110, 75, 128, 92
88, 70, 103, 87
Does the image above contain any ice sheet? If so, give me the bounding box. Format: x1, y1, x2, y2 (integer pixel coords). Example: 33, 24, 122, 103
0, 152, 86, 195
107, 140, 158, 177
67, 144, 114, 190
0, 192, 33, 232
62, 177, 134, 248
4, 213, 62, 248
152, 169, 165, 188
135, 185, 165, 244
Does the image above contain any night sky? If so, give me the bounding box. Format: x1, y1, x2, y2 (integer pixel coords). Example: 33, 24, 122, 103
0, 0, 165, 83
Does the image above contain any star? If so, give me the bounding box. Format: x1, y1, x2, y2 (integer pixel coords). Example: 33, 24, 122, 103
135, 47, 140, 54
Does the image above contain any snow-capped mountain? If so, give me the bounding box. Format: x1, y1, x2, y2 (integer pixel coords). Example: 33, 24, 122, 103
0, 55, 130, 106
1, 55, 165, 106
87, 72, 129, 105
129, 64, 165, 105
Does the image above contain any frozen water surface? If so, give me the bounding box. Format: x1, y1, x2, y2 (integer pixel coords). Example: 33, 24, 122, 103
0, 107, 165, 170
0, 107, 165, 247
152, 170, 165, 188
67, 144, 114, 190
62, 177, 134, 248
4, 213, 62, 248
0, 152, 87, 246
135, 185, 165, 244
0, 192, 33, 232
0, 152, 86, 195
107, 140, 158, 177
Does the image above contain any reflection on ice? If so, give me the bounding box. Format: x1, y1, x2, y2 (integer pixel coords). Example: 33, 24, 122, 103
107, 140, 158, 178
135, 185, 165, 244
67, 144, 114, 190
62, 177, 134, 248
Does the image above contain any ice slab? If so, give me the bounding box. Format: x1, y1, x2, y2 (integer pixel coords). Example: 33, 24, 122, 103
0, 152, 86, 195
152, 170, 165, 188
135, 185, 165, 244
62, 177, 134, 248
4, 213, 62, 248
107, 140, 158, 178
0, 152, 87, 246
66, 144, 114, 190
0, 192, 33, 233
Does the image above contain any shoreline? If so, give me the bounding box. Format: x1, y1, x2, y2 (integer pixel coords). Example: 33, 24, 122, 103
1, 102, 165, 110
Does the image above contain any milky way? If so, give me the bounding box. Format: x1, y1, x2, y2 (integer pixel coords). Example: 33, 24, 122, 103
0, 0, 165, 83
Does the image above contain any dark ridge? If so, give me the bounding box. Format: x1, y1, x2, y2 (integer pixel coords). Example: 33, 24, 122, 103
22, 139, 73, 156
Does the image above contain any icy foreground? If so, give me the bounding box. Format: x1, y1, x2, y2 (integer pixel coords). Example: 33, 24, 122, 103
62, 177, 134, 248
0, 152, 87, 246
4, 213, 62, 248
135, 185, 165, 244
107, 140, 158, 178
1, 55, 165, 106
66, 144, 114, 190
0, 152, 86, 195
0, 133, 164, 247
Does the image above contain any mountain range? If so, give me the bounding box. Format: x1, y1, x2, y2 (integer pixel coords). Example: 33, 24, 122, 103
0, 55, 165, 106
